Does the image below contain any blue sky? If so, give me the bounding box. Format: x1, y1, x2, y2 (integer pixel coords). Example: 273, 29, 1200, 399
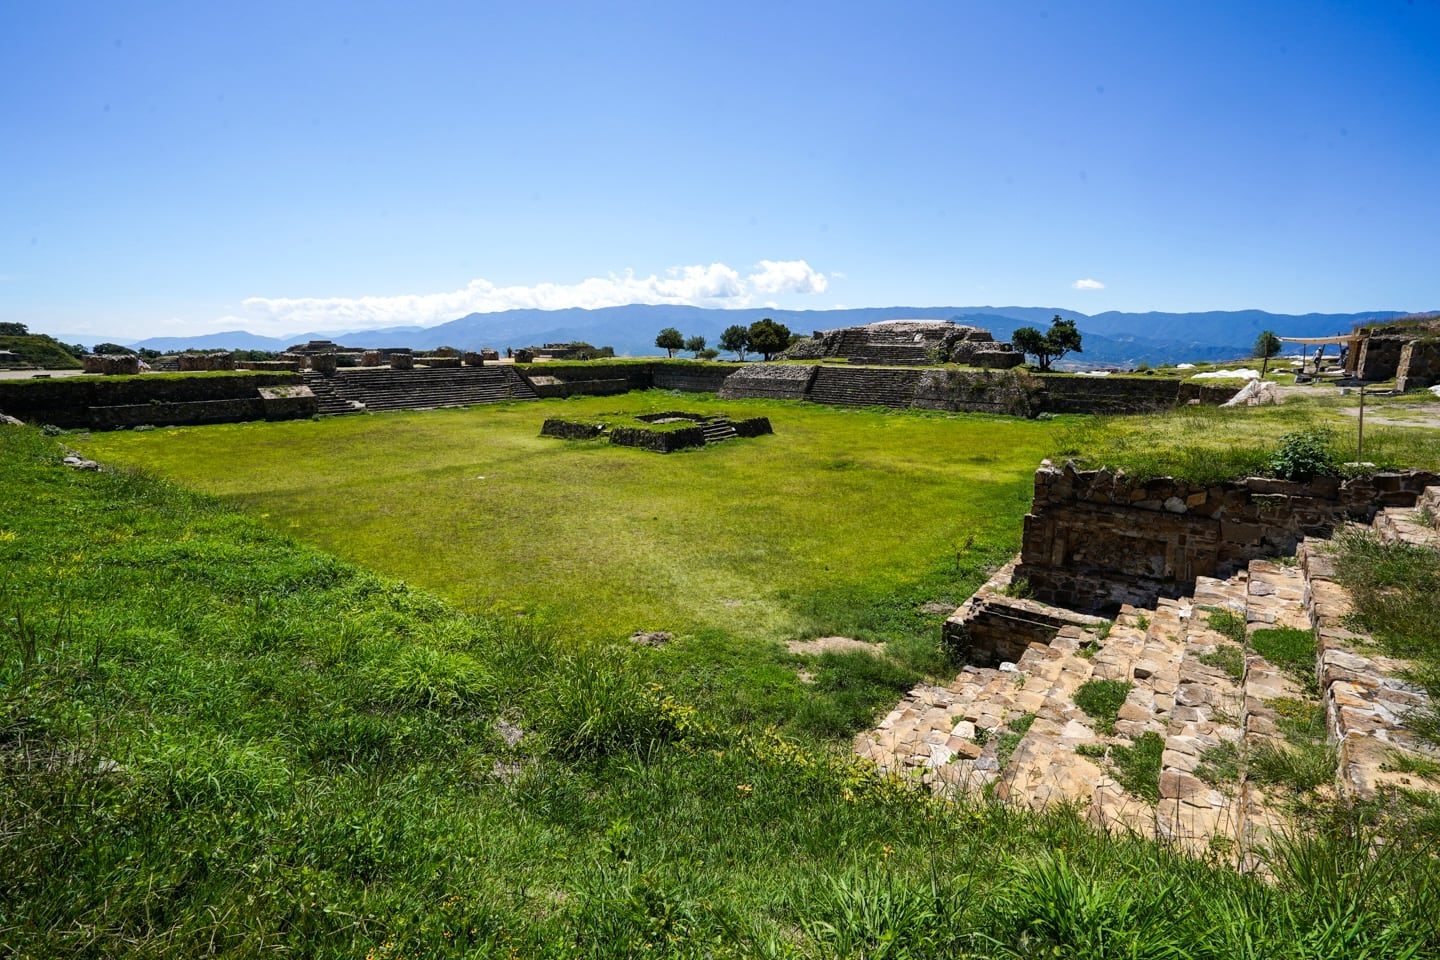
3, 0, 1438, 340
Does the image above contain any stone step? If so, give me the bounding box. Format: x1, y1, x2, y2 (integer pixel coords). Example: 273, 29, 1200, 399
1299, 535, 1440, 802
859, 510, 1439, 857
1374, 505, 1440, 549
1156, 574, 1248, 853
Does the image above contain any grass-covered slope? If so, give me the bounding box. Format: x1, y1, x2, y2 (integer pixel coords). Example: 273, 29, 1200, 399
6, 423, 1440, 957
0, 333, 83, 368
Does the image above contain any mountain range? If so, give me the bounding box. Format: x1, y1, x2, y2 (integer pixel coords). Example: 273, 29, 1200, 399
106, 305, 1411, 369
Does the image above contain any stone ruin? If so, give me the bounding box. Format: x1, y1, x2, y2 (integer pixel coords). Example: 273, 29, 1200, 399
785, 319, 1023, 368
82, 353, 141, 375
857, 467, 1440, 857
541, 410, 773, 453
1352, 314, 1440, 391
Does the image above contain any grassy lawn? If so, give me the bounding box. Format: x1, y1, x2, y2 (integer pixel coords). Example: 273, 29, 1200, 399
1052, 391, 1440, 483
79, 392, 1066, 649
7, 421, 1439, 957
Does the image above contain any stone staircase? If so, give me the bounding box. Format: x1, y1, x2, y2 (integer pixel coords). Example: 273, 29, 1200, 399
697, 415, 739, 444
857, 490, 1440, 862
808, 366, 924, 408
304, 366, 538, 414
834, 328, 933, 365
302, 373, 366, 415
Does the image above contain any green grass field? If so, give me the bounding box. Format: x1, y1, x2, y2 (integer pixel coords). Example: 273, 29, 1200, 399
10, 415, 1440, 957
80, 392, 1068, 649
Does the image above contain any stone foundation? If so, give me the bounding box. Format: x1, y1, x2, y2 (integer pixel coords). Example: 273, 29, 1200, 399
82, 354, 141, 375
717, 364, 817, 400
1014, 461, 1439, 613
1396, 338, 1440, 392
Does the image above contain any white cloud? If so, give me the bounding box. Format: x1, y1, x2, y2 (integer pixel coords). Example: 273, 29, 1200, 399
748, 259, 829, 295
233, 260, 829, 335
1071, 278, 1106, 291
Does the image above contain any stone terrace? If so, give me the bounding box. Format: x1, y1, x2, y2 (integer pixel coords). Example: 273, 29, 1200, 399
302, 366, 538, 414
857, 489, 1440, 865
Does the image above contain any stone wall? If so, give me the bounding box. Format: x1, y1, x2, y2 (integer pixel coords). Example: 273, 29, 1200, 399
525, 375, 630, 398
1356, 336, 1407, 380
1013, 460, 1439, 614
82, 354, 141, 375
1396, 339, 1440, 392
91, 398, 267, 428
0, 372, 304, 428
731, 416, 773, 438
609, 424, 707, 453
651, 365, 734, 393
177, 353, 236, 372
913, 369, 1043, 417
241, 360, 304, 372
1037, 375, 1235, 414
539, 418, 605, 440
944, 569, 1111, 667
717, 364, 817, 400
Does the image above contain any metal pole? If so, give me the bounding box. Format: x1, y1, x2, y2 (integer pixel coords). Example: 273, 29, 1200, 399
1357, 383, 1365, 463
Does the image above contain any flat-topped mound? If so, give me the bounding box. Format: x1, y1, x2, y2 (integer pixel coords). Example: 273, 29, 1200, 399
786, 319, 1023, 368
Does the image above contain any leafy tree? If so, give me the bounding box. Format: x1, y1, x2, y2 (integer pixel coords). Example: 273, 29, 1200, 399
747, 318, 792, 361
684, 334, 707, 358
719, 324, 750, 361
0, 322, 28, 335
1254, 329, 1282, 379
1011, 315, 1083, 371
697, 348, 719, 361
655, 327, 684, 358
92, 342, 136, 355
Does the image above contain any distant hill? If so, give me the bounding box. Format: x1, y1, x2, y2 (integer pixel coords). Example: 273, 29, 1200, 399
111, 305, 1419, 367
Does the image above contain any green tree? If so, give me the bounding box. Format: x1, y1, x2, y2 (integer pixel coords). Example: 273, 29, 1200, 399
92, 342, 136, 355
719, 324, 750, 361
0, 322, 28, 335
747, 318, 792, 361
1254, 329, 1282, 379
655, 327, 684, 358
1011, 315, 1083, 372
697, 348, 720, 361
684, 334, 707, 358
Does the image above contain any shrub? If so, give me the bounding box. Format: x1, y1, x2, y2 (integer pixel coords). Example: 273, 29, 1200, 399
1268, 430, 1337, 482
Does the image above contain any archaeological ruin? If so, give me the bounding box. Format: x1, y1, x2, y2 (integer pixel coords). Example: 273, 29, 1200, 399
784, 318, 1024, 367
541, 410, 772, 452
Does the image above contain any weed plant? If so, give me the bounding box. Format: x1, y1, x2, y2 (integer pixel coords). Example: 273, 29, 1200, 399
1199, 644, 1246, 682
1252, 628, 1320, 695
1331, 528, 1440, 745
1074, 679, 1131, 735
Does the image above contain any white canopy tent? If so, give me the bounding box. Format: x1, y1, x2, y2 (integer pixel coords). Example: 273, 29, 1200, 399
1277, 332, 1366, 375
